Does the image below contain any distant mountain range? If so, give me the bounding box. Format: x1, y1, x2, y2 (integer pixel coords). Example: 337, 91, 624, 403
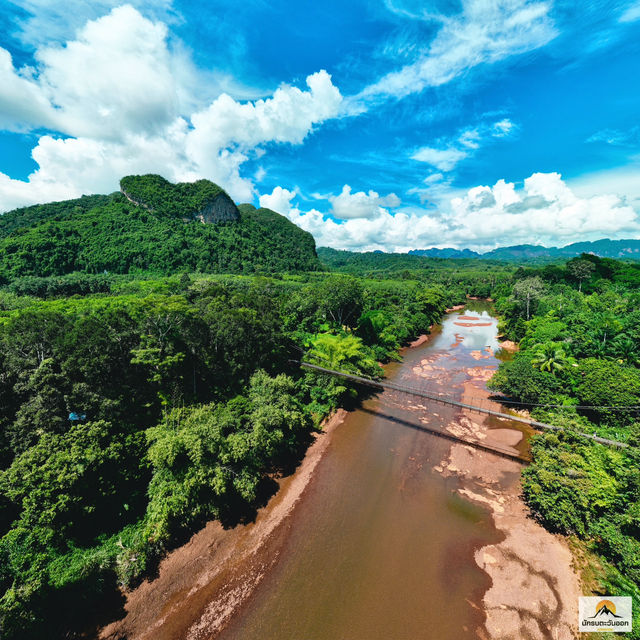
409, 239, 640, 262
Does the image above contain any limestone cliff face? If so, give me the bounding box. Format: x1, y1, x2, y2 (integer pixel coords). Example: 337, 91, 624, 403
120, 186, 240, 224
192, 192, 239, 224
120, 188, 152, 211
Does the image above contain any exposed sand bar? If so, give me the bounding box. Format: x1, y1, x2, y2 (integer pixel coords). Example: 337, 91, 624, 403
435, 373, 580, 639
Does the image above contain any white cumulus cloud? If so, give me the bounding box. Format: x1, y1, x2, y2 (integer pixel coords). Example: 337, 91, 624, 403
274, 172, 640, 253
0, 6, 343, 211
569, 161, 640, 212
1, 6, 180, 138
329, 185, 401, 219
259, 186, 298, 214
184, 70, 342, 186
442, 172, 640, 249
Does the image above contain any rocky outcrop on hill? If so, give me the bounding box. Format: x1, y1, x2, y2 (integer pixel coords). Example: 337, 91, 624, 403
192, 191, 239, 224
119, 174, 240, 224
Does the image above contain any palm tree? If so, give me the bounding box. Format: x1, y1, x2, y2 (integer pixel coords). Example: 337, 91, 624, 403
611, 334, 638, 364
307, 332, 380, 377
531, 343, 574, 375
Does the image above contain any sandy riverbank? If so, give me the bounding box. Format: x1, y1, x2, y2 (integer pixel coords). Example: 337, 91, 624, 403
498, 338, 519, 352
99, 409, 347, 640
426, 363, 580, 639
409, 333, 430, 347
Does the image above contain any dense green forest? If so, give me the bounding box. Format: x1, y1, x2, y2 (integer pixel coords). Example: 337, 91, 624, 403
0, 268, 451, 639
1, 183, 639, 638
0, 176, 320, 279
487, 254, 640, 637
317, 246, 514, 299
319, 246, 507, 275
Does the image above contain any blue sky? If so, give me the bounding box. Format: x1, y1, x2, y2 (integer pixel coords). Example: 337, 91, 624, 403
1, 0, 640, 251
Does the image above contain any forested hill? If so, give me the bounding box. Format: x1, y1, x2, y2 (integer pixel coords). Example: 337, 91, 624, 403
0, 175, 321, 279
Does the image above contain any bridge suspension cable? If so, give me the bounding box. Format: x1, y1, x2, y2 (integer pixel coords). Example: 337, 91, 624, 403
298, 361, 629, 450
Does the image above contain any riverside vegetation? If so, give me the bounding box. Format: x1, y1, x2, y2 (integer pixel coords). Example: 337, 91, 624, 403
0, 176, 638, 638
0, 272, 454, 639
0, 177, 457, 639
328, 249, 640, 637
488, 255, 640, 638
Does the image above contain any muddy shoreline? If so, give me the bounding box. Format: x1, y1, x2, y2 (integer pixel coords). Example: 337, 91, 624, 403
100, 311, 579, 640
100, 409, 348, 640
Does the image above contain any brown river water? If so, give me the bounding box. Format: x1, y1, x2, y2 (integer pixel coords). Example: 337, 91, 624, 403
217, 302, 528, 640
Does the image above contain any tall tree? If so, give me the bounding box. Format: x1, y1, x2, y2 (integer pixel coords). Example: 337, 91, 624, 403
567, 259, 595, 292
512, 277, 545, 321
316, 275, 364, 328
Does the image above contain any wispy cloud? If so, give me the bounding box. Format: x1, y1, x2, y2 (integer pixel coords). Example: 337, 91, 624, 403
619, 1, 640, 23
412, 118, 518, 172
355, 0, 557, 104
412, 147, 468, 171
8, 0, 178, 48
382, 0, 458, 22
586, 127, 640, 146
492, 118, 515, 137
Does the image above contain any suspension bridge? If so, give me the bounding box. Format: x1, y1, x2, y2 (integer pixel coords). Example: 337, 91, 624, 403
298, 361, 631, 461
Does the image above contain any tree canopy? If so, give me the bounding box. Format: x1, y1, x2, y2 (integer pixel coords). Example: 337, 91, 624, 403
0, 267, 451, 638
